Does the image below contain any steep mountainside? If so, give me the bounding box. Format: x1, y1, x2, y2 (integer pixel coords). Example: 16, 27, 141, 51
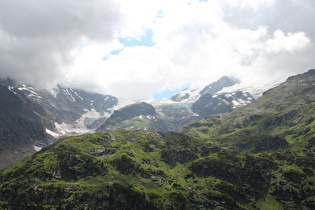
3, 76, 254, 135
17, 85, 128, 135
0, 70, 315, 209
97, 102, 168, 131
0, 76, 253, 169
0, 83, 54, 169
99, 76, 254, 132
0, 78, 133, 169
0, 129, 314, 209
182, 69, 315, 153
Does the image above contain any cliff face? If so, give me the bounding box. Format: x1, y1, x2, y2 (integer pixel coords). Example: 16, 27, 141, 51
0, 83, 54, 169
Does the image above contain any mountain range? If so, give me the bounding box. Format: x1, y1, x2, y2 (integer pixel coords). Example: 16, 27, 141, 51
99, 76, 254, 132
0, 69, 314, 209
0, 75, 255, 168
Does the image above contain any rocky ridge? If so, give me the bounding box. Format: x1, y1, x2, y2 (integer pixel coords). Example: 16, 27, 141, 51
0, 75, 257, 169
99, 76, 254, 132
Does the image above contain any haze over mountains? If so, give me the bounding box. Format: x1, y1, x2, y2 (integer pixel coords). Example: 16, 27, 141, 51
0, 75, 257, 168
0, 69, 314, 209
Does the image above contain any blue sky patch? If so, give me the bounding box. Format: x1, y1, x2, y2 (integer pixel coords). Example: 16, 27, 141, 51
102, 48, 124, 61
152, 84, 190, 99
102, 29, 155, 59
110, 49, 124, 55
119, 28, 155, 47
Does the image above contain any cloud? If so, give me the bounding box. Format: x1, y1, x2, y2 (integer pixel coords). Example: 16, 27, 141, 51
265, 30, 311, 53
0, 0, 314, 99
0, 0, 122, 88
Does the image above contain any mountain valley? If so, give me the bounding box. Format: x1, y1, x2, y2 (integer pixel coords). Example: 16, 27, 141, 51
0, 75, 255, 169
0, 70, 314, 209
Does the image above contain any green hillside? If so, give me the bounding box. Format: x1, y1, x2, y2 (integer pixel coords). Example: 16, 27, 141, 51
0, 129, 314, 209
97, 102, 168, 132
0, 70, 315, 209
182, 69, 315, 153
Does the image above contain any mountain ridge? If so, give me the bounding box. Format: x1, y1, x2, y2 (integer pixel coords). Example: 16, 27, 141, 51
98, 76, 254, 132
0, 82, 55, 169
0, 75, 279, 169
181, 69, 315, 152
0, 69, 314, 209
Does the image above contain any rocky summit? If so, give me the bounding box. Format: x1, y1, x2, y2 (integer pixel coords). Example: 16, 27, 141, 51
99, 76, 254, 132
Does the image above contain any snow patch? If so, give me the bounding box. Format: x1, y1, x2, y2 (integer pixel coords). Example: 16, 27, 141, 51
74, 91, 83, 101
55, 122, 90, 135
218, 82, 279, 99
63, 88, 76, 102
55, 108, 111, 135
232, 99, 251, 108
34, 146, 42, 152
232, 100, 241, 107
18, 85, 42, 99
45, 128, 60, 138
54, 98, 134, 135
7, 85, 17, 94
7, 85, 14, 91
113, 98, 135, 111
18, 85, 38, 95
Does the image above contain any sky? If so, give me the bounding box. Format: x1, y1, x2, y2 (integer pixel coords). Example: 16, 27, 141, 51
0, 0, 314, 100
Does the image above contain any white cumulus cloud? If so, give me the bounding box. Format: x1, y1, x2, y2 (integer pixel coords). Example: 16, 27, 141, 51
0, 0, 314, 99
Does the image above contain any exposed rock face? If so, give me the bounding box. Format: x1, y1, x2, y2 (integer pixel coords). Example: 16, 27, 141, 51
182, 69, 315, 153
97, 102, 168, 131
98, 76, 254, 132
19, 85, 120, 133
286, 69, 315, 82
192, 91, 254, 118
0, 78, 124, 168
0, 75, 255, 169
171, 92, 190, 102
0, 82, 54, 169
199, 76, 238, 95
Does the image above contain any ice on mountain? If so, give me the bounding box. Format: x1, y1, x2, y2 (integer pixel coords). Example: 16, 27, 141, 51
45, 128, 60, 138
34, 146, 42, 152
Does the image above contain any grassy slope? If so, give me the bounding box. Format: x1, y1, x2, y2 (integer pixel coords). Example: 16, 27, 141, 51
1, 71, 315, 209
181, 79, 315, 153
0, 130, 314, 209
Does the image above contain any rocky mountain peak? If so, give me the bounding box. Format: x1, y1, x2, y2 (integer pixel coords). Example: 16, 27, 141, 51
286, 69, 315, 82
199, 76, 238, 95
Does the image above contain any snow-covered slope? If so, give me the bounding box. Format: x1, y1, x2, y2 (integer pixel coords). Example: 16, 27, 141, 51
154, 78, 255, 131
16, 84, 134, 135
102, 76, 257, 131
4, 76, 262, 135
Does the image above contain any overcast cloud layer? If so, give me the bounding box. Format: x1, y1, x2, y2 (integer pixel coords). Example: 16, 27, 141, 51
0, 0, 314, 99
